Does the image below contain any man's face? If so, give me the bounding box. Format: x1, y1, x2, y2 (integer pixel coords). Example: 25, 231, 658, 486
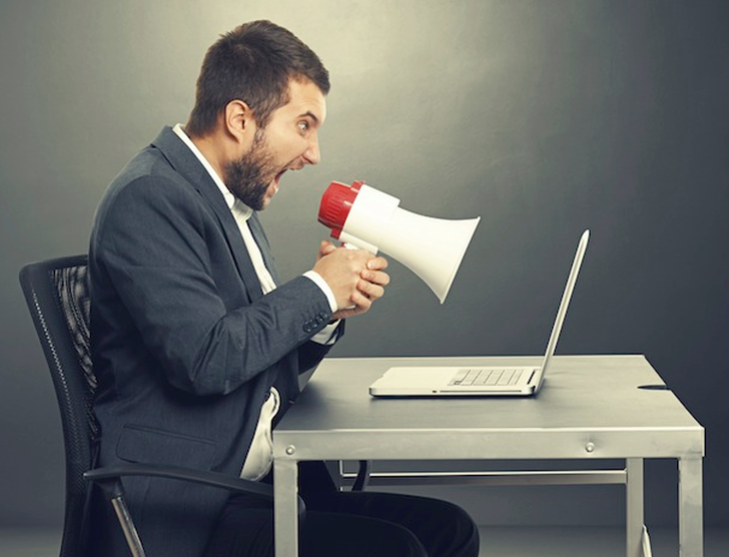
224, 78, 327, 210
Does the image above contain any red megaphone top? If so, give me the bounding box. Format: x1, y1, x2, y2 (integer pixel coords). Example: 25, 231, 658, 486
317, 180, 365, 239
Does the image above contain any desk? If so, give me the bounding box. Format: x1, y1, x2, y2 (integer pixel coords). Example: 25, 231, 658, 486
273, 355, 704, 557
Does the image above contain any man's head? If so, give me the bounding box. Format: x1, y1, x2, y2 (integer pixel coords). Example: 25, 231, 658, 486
187, 20, 329, 136
186, 20, 330, 210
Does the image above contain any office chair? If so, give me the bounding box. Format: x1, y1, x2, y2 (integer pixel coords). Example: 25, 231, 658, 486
19, 256, 280, 557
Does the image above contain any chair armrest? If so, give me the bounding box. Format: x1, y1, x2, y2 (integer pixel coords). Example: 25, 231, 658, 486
353, 460, 371, 491
85, 464, 297, 557
84, 463, 273, 500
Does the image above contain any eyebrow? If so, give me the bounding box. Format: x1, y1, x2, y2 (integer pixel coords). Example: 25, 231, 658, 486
300, 111, 321, 125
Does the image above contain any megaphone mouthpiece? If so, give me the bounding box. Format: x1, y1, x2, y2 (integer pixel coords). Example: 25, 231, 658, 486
318, 180, 363, 238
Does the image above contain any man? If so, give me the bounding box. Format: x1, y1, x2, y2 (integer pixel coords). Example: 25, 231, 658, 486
89, 20, 479, 557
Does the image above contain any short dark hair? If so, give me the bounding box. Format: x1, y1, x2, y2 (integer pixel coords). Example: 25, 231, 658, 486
186, 20, 330, 137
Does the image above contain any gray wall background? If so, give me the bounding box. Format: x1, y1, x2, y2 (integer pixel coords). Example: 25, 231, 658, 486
2, 0, 728, 530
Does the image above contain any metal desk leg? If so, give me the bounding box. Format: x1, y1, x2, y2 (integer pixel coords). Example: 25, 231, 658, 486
679, 457, 703, 557
626, 458, 645, 557
274, 458, 299, 557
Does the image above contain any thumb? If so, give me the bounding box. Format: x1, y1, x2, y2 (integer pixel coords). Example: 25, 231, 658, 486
319, 240, 337, 257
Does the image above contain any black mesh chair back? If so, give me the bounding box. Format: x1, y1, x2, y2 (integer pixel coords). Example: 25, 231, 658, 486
20, 255, 97, 557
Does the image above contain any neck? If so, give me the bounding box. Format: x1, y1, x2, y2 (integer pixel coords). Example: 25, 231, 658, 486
186, 130, 227, 180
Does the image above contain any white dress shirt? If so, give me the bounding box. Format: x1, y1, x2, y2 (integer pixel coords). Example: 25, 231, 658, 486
172, 124, 339, 480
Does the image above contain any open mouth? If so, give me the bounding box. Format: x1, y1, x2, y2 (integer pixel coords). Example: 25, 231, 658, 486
270, 169, 287, 195
270, 162, 301, 197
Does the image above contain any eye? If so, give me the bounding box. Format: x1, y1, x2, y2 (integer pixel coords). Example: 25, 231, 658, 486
298, 120, 310, 134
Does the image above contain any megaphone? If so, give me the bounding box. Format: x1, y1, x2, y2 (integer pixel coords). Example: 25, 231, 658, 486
318, 180, 480, 303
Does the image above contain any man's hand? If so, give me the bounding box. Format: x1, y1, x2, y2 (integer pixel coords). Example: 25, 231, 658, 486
313, 240, 390, 320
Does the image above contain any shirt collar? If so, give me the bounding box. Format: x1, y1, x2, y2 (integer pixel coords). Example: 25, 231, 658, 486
172, 123, 253, 219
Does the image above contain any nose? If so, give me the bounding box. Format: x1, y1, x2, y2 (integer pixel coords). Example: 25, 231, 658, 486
302, 132, 321, 165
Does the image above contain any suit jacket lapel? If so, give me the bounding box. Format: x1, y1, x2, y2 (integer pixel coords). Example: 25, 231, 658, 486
248, 212, 281, 285
150, 127, 264, 302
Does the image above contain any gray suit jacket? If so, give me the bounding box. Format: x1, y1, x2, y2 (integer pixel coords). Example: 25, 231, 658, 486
89, 127, 340, 556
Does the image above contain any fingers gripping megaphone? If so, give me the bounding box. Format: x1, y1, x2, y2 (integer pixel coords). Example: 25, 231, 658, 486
318, 181, 480, 304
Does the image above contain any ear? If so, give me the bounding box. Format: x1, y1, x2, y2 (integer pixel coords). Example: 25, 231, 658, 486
223, 99, 258, 147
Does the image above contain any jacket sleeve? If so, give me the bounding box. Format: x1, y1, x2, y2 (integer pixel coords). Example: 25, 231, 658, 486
93, 174, 335, 396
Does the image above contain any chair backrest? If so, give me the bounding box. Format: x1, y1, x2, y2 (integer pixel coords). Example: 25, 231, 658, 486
20, 255, 98, 557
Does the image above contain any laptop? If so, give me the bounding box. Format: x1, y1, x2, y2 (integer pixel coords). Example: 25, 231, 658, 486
369, 229, 590, 397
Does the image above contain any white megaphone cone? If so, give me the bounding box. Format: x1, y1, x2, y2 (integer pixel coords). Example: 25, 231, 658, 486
318, 181, 481, 303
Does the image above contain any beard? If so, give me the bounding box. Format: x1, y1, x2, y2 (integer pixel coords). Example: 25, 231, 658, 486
223, 129, 281, 211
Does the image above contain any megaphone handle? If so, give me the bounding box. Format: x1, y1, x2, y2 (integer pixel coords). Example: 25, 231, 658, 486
337, 232, 379, 254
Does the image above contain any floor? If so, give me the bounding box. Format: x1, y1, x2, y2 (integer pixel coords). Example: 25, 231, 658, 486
1, 526, 727, 556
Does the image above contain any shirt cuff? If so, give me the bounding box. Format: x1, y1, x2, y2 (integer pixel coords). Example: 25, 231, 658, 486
303, 270, 338, 312
302, 271, 341, 345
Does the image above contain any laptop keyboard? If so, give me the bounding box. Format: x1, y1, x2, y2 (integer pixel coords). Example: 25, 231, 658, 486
449, 368, 524, 387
